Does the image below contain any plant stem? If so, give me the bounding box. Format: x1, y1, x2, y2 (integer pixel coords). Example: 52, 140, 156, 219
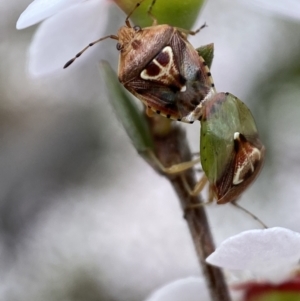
147, 116, 231, 301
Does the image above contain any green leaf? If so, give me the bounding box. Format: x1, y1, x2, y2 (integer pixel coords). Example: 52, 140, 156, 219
196, 43, 214, 69
114, 0, 206, 29
100, 61, 154, 156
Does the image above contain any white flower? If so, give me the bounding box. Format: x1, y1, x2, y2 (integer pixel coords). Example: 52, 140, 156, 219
144, 277, 210, 301
144, 229, 300, 301
16, 0, 109, 76
206, 227, 300, 282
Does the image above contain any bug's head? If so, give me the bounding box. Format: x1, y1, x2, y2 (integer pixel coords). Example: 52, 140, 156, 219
116, 25, 142, 54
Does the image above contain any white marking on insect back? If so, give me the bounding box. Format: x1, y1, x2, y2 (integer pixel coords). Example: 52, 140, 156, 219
234, 132, 240, 140
180, 85, 187, 92
232, 132, 262, 185
140, 46, 173, 80
182, 87, 216, 122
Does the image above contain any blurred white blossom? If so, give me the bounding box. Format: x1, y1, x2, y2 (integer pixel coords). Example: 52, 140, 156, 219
17, 0, 109, 76
16, 0, 86, 29
207, 227, 300, 282
144, 277, 210, 301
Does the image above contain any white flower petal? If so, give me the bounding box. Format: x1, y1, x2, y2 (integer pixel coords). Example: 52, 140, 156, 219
17, 0, 86, 30
144, 277, 210, 301
206, 227, 300, 281
27, 0, 108, 76
239, 0, 300, 22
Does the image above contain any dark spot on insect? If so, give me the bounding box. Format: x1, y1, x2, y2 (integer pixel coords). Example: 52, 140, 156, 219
169, 84, 180, 93
133, 25, 141, 32
239, 133, 247, 143
179, 74, 186, 86
131, 39, 142, 50
189, 121, 194, 124
243, 169, 254, 181
148, 105, 151, 109
253, 159, 260, 170
156, 110, 161, 114
144, 62, 160, 76
116, 43, 122, 51
204, 158, 207, 162
177, 118, 181, 121
156, 50, 170, 66
202, 61, 207, 66
207, 72, 211, 76
195, 70, 203, 81
234, 138, 240, 153
211, 83, 215, 87
191, 99, 199, 107
166, 114, 171, 118
225, 92, 229, 95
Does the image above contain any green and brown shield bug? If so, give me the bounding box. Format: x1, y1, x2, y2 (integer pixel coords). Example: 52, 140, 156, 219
199, 92, 265, 204
64, 0, 216, 123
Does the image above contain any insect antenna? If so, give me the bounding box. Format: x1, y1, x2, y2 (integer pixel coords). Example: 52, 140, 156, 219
231, 200, 268, 229
63, 34, 119, 68
190, 23, 207, 35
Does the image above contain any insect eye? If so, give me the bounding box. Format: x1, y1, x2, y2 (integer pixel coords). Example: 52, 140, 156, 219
116, 43, 122, 51
133, 25, 141, 32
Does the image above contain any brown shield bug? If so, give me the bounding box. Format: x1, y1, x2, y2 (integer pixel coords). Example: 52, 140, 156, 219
64, 0, 216, 123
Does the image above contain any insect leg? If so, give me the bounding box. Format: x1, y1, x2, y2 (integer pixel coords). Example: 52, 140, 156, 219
147, 0, 158, 26
148, 150, 200, 174
125, 0, 148, 27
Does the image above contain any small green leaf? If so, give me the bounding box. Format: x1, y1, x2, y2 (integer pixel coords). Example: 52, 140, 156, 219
196, 43, 214, 69
114, 0, 206, 29
100, 61, 154, 156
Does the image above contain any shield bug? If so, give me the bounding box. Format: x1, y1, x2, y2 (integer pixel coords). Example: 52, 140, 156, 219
142, 91, 265, 207
198, 92, 265, 204
64, 0, 216, 123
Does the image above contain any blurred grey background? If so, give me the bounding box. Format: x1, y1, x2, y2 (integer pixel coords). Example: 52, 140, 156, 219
1, 0, 300, 300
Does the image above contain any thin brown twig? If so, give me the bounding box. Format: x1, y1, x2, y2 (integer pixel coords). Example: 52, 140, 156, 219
147, 115, 231, 301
